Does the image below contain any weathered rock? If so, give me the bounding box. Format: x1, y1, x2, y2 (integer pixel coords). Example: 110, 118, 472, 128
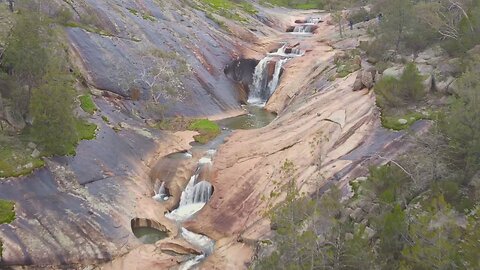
438, 58, 462, 77
352, 71, 364, 91
467, 44, 480, 58
364, 226, 376, 239
361, 69, 374, 89
350, 208, 364, 221
382, 66, 404, 79
417, 64, 434, 91
334, 51, 348, 63
4, 106, 26, 131
397, 119, 408, 125
31, 149, 41, 158
158, 240, 202, 256
27, 142, 37, 149
434, 76, 455, 94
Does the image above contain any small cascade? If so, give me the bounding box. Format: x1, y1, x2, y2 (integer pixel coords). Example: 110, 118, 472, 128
179, 228, 215, 270
307, 17, 321, 24
292, 25, 313, 33
166, 154, 214, 222
267, 59, 288, 96
152, 182, 169, 201
267, 44, 304, 58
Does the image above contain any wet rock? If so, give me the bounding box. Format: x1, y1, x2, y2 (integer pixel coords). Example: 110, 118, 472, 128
224, 59, 259, 86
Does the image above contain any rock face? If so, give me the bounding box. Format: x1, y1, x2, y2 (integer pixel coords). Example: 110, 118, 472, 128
63, 0, 255, 117
0, 96, 194, 266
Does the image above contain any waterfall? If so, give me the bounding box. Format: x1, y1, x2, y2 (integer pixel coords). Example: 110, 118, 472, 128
249, 56, 289, 106
268, 59, 288, 96
165, 154, 214, 222
248, 57, 272, 104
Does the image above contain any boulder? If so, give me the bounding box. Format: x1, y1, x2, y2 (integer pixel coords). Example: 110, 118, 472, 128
434, 76, 455, 94
4, 106, 26, 131
438, 58, 462, 78
417, 64, 434, 91
334, 51, 348, 63
467, 44, 480, 58
382, 66, 404, 79
364, 226, 376, 239
350, 208, 364, 221
31, 149, 41, 159
361, 69, 374, 89
27, 142, 37, 149
352, 71, 364, 91
397, 118, 408, 125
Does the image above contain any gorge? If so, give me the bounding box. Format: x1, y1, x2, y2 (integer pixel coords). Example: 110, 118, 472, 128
0, 0, 456, 269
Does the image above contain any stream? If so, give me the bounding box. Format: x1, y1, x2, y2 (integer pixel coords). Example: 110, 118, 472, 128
141, 20, 319, 267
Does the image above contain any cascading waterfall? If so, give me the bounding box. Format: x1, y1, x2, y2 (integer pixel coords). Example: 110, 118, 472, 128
161, 150, 217, 269
249, 50, 293, 105
248, 57, 272, 104
267, 59, 288, 96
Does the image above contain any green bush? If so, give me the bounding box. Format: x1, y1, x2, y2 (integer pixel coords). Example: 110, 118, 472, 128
375, 62, 425, 112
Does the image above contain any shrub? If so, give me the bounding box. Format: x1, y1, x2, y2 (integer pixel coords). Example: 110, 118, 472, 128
375, 62, 425, 112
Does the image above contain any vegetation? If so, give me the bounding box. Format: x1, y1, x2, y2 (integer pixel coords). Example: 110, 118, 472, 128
0, 199, 15, 257
0, 4, 97, 177
79, 94, 97, 115
374, 62, 427, 130
0, 200, 15, 225
187, 119, 221, 144
254, 1, 480, 268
